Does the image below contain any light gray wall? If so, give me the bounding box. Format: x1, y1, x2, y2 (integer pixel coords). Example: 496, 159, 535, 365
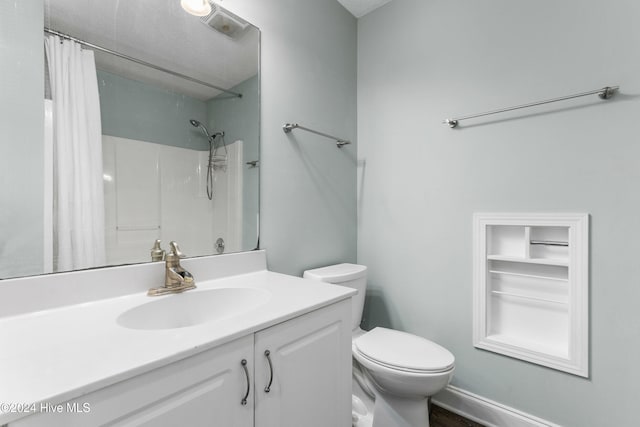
0, 0, 44, 278
97, 70, 209, 150
357, 0, 640, 425
223, 0, 358, 276
207, 75, 260, 250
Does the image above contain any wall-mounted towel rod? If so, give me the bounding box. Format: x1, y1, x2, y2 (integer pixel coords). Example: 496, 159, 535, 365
283, 123, 351, 148
530, 240, 569, 247
44, 28, 242, 98
444, 85, 619, 128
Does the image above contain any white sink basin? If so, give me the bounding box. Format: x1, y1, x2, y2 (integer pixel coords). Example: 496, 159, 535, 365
117, 287, 271, 330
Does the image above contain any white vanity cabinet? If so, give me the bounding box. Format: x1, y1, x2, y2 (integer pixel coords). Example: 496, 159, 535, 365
11, 335, 255, 427
254, 298, 352, 427
9, 299, 351, 427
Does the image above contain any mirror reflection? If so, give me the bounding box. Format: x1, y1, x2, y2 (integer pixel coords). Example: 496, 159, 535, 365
1, 0, 260, 279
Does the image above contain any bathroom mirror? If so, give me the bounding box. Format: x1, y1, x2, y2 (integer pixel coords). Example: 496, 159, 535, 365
1, 0, 259, 279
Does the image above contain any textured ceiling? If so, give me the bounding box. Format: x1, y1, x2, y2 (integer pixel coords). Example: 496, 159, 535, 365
336, 0, 394, 18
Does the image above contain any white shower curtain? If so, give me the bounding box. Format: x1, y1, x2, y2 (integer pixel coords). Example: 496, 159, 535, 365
45, 35, 106, 271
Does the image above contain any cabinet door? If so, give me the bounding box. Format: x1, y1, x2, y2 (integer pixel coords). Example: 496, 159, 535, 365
254, 300, 352, 427
11, 335, 254, 427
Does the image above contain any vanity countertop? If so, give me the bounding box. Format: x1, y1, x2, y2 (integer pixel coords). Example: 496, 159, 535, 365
0, 253, 355, 424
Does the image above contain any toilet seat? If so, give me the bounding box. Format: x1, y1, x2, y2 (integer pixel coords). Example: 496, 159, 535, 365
353, 327, 455, 373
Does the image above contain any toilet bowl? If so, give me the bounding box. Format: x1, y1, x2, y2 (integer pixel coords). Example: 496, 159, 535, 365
303, 264, 455, 427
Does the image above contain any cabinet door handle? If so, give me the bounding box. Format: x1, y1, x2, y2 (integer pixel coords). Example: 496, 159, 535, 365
264, 350, 273, 393
241, 359, 250, 405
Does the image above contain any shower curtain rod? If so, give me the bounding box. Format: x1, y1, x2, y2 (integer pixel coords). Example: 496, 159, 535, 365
44, 28, 242, 98
443, 85, 619, 128
282, 123, 351, 148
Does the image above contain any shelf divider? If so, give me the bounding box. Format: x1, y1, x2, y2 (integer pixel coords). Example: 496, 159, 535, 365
487, 254, 569, 267
489, 269, 568, 282
491, 290, 568, 305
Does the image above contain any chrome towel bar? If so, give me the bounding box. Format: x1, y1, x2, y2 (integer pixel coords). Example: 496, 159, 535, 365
283, 123, 351, 148
444, 85, 619, 128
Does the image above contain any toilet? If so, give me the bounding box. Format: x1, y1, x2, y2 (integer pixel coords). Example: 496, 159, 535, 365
304, 263, 455, 427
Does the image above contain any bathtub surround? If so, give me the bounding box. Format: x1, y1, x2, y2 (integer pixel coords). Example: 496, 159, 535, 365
102, 135, 243, 264
97, 70, 255, 258
357, 0, 640, 425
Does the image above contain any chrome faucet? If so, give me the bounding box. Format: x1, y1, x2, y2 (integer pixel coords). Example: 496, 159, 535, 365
148, 241, 196, 296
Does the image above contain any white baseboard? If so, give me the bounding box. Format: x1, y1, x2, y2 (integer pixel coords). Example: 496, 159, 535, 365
432, 385, 562, 427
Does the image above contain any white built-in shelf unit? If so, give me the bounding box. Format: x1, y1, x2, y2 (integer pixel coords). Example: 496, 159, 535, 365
473, 213, 589, 377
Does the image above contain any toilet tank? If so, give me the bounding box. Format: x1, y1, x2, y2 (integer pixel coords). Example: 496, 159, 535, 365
303, 263, 367, 331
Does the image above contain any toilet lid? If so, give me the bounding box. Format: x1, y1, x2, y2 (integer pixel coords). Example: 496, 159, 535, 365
354, 327, 455, 373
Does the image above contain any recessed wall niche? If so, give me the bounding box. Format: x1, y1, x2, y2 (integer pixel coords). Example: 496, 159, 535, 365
473, 213, 589, 377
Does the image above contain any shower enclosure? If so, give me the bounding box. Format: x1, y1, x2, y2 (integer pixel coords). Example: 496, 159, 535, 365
102, 134, 243, 266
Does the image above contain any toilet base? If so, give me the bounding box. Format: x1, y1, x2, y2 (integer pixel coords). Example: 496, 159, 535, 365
352, 368, 374, 427
372, 391, 430, 427
353, 366, 432, 427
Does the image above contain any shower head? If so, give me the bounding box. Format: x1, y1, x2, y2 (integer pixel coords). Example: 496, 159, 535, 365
189, 119, 212, 139
189, 119, 225, 150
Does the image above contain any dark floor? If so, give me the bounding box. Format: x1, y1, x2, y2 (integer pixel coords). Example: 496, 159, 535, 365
431, 405, 485, 427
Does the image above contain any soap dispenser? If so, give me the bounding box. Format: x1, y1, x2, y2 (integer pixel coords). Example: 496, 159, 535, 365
150, 239, 165, 262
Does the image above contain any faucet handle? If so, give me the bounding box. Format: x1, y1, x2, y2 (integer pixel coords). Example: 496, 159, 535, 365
169, 241, 186, 258
150, 239, 165, 262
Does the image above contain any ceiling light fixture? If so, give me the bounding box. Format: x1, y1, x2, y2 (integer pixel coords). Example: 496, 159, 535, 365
181, 0, 212, 17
